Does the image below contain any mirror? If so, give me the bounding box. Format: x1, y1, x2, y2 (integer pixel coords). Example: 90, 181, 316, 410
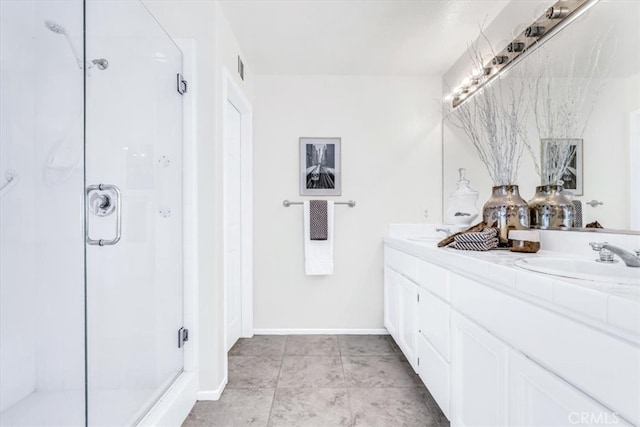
442, 0, 640, 233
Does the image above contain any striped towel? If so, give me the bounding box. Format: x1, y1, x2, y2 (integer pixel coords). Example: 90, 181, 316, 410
454, 228, 498, 244
309, 200, 328, 241
573, 200, 583, 227
451, 228, 499, 251
452, 238, 499, 251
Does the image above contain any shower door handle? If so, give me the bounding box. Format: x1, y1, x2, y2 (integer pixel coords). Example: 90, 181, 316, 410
86, 184, 122, 246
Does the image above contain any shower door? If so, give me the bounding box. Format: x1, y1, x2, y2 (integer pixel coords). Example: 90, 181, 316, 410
84, 1, 184, 425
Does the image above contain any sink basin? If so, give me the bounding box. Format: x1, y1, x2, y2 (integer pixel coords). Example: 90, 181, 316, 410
515, 257, 640, 285
407, 236, 442, 242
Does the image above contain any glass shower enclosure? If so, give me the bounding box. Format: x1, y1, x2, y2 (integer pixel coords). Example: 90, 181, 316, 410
0, 1, 185, 425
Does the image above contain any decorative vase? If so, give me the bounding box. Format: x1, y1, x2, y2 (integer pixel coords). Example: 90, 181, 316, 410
446, 168, 480, 226
528, 184, 575, 229
482, 185, 530, 244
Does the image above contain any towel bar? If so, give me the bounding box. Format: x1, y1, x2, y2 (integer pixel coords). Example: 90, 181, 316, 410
283, 199, 356, 208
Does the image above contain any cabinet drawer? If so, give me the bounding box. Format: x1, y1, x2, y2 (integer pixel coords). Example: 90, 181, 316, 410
417, 334, 450, 420
417, 288, 450, 361
417, 259, 449, 301
450, 273, 640, 424
385, 247, 418, 281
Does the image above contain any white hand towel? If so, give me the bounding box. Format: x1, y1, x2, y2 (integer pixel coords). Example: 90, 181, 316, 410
304, 200, 334, 275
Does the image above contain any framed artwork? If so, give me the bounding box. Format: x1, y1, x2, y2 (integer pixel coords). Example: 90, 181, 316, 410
299, 137, 341, 196
541, 138, 583, 196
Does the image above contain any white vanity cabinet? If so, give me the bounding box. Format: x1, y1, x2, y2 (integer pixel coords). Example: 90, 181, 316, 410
384, 247, 418, 368
451, 312, 508, 427
397, 273, 418, 368
383, 241, 639, 426
383, 247, 419, 369
383, 267, 399, 338
384, 247, 452, 417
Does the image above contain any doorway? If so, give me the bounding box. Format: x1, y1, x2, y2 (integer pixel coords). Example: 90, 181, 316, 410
631, 109, 640, 230
223, 70, 253, 351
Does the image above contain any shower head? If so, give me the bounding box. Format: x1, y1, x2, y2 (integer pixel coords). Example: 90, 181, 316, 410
44, 20, 83, 69
43, 19, 108, 71
45, 20, 66, 35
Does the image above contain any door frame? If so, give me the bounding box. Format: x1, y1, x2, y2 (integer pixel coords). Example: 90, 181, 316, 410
222, 68, 253, 349
630, 109, 640, 230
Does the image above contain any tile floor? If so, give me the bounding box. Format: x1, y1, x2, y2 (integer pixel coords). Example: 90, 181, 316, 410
183, 335, 450, 427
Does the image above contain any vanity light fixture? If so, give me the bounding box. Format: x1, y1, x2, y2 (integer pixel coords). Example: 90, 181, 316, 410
447, 0, 599, 109
525, 25, 546, 38
492, 55, 509, 65
546, 6, 569, 19
507, 42, 525, 53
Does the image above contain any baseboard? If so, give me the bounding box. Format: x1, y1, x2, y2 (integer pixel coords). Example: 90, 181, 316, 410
138, 372, 196, 427
252, 328, 389, 335
196, 376, 227, 401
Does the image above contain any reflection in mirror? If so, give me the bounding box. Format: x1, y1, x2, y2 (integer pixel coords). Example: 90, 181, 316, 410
443, 0, 640, 233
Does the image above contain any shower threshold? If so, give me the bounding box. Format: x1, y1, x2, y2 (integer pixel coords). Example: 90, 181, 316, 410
0, 388, 155, 426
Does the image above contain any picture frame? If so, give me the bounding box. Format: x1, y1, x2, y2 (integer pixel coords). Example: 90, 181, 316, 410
541, 138, 583, 196
299, 137, 341, 196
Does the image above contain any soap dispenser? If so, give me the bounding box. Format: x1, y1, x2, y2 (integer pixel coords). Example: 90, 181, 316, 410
446, 168, 479, 226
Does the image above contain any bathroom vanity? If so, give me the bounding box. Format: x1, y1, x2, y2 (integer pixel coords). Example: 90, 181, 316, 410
384, 226, 640, 426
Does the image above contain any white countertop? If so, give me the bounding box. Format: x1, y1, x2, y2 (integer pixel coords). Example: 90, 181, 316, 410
384, 236, 640, 341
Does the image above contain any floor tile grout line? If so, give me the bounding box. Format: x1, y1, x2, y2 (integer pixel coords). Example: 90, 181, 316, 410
265, 335, 287, 426
339, 346, 356, 426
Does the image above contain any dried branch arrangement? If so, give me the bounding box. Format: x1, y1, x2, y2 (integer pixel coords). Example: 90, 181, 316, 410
527, 31, 614, 185
447, 32, 535, 186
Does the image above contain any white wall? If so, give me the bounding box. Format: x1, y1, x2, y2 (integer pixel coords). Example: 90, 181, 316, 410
144, 0, 253, 396
252, 75, 442, 330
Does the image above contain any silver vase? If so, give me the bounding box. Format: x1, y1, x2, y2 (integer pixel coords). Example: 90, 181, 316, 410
482, 185, 530, 244
528, 184, 575, 229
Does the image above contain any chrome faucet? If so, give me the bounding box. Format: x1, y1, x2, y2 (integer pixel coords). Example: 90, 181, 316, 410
589, 242, 640, 267
436, 227, 452, 236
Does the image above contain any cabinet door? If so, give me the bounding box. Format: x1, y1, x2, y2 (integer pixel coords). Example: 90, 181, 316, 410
417, 287, 450, 361
510, 351, 629, 427
398, 274, 417, 370
451, 312, 509, 427
384, 267, 399, 341
417, 334, 450, 419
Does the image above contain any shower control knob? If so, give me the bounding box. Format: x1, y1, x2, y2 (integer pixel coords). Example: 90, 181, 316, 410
90, 192, 115, 216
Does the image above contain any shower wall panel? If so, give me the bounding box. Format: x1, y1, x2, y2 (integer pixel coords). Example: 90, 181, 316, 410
0, 0, 85, 420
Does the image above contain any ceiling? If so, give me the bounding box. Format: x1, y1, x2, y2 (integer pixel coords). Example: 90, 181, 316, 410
219, 0, 510, 76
